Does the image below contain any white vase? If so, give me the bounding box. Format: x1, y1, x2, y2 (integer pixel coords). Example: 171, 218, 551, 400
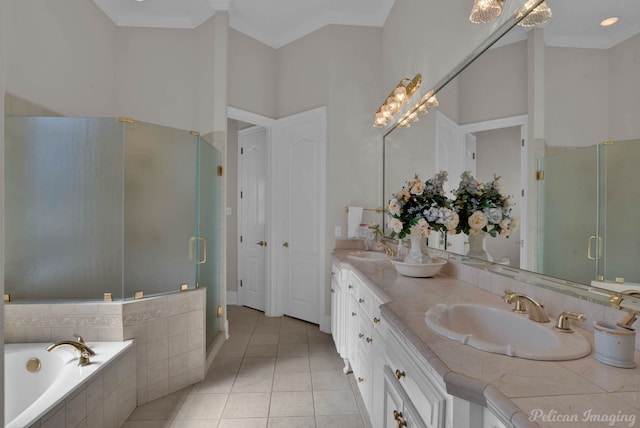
404, 235, 431, 264
466, 231, 494, 261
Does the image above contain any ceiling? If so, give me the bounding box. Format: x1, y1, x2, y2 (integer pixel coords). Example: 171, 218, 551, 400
91, 0, 640, 50
91, 0, 395, 49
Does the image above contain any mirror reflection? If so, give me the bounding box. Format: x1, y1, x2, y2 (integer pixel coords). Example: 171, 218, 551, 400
383, 1, 640, 295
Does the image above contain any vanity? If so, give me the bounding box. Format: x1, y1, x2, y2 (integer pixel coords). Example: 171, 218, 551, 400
332, 248, 640, 428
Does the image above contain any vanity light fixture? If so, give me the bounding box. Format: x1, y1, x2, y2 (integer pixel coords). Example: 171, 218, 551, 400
600, 17, 619, 27
469, 0, 504, 24
517, 0, 552, 27
396, 90, 439, 128
373, 74, 422, 128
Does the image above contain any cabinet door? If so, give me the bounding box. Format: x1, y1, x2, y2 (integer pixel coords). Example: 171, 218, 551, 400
330, 280, 339, 347
383, 367, 405, 428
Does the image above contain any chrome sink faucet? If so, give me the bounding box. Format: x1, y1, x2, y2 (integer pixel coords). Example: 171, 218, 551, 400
503, 290, 550, 323
47, 334, 96, 366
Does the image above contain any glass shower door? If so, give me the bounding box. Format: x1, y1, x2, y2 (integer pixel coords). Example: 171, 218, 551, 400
538, 145, 600, 285
124, 121, 198, 297
598, 139, 640, 284
196, 137, 223, 347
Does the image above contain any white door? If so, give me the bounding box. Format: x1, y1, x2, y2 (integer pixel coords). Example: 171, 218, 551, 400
238, 126, 268, 312
464, 132, 477, 176
275, 107, 326, 325
435, 111, 464, 254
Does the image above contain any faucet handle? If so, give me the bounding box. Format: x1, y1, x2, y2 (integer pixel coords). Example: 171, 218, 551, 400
554, 311, 586, 333
73, 333, 85, 344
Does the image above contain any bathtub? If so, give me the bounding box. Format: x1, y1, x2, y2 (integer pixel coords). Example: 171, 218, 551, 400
5, 340, 135, 428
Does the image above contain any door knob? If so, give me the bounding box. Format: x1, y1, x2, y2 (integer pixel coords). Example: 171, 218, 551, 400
256, 240, 267, 247
282, 242, 289, 248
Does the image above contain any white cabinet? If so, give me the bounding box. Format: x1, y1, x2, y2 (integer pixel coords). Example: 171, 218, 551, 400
383, 325, 447, 428
330, 259, 348, 370
330, 256, 509, 428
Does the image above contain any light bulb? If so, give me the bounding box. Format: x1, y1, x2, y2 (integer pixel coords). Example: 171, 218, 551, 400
469, 0, 503, 24
517, 0, 552, 27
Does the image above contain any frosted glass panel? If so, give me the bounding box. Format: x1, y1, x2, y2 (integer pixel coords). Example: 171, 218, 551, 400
538, 146, 598, 285
123, 121, 197, 297
5, 117, 125, 300
599, 139, 640, 284
197, 139, 223, 347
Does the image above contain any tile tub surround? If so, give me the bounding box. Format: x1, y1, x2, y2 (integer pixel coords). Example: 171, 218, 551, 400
334, 250, 640, 428
4, 288, 207, 406
25, 341, 137, 428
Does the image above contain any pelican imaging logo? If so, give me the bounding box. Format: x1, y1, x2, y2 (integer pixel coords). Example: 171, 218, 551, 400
529, 409, 636, 426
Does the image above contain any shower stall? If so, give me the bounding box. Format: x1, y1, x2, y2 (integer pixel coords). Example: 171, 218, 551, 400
5, 116, 223, 347
538, 139, 640, 288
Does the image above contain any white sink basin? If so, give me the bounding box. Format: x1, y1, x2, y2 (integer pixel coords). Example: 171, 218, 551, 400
347, 251, 391, 262
425, 303, 591, 360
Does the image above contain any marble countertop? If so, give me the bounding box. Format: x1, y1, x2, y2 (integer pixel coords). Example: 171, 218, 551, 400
333, 250, 640, 428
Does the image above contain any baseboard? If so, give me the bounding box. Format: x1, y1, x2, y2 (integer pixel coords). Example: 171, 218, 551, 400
227, 291, 238, 305
320, 314, 331, 334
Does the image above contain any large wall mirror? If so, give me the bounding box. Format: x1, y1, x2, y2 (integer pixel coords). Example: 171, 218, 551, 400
383, 0, 640, 305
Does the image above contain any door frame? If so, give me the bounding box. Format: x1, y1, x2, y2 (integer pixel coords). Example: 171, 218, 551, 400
228, 107, 279, 317
459, 114, 529, 269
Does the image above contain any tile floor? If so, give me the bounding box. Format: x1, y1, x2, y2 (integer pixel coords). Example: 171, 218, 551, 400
123, 305, 372, 427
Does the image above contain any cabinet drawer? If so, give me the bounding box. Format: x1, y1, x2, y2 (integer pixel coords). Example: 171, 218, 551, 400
383, 365, 428, 428
385, 334, 446, 428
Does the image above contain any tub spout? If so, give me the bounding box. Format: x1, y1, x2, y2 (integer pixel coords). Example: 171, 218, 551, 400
47, 340, 96, 366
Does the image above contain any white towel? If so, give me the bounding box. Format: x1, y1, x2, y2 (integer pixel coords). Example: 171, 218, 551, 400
347, 207, 363, 239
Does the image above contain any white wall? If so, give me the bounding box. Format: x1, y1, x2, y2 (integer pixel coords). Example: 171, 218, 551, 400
458, 41, 528, 124
545, 46, 609, 147
609, 33, 640, 142
6, 0, 117, 117
229, 29, 277, 119
6, 0, 216, 133
115, 27, 200, 131
381, 0, 521, 104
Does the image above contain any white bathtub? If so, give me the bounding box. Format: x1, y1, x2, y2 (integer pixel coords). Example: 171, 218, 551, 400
5, 340, 134, 428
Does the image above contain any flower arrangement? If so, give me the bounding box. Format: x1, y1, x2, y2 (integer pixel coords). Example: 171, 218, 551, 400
387, 171, 459, 239
451, 171, 518, 237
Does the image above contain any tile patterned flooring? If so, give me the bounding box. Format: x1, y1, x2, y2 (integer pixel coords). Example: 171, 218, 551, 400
123, 305, 372, 427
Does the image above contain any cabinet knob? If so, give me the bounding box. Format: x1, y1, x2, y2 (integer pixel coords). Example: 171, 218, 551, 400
366, 337, 372, 343
373, 317, 380, 324
395, 369, 405, 379
397, 418, 407, 428
358, 377, 364, 383
359, 298, 365, 303
348, 284, 353, 289
393, 410, 403, 421
331, 288, 335, 293
352, 312, 357, 317
358, 333, 364, 339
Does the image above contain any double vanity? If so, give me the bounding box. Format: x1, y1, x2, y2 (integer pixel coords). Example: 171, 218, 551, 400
332, 246, 640, 428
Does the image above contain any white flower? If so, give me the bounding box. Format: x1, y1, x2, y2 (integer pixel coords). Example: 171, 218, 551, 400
509, 218, 519, 231
468, 211, 488, 231
417, 218, 431, 237
388, 218, 403, 234
499, 218, 511, 230
485, 207, 502, 224
388, 199, 401, 216
411, 181, 424, 195
444, 210, 459, 232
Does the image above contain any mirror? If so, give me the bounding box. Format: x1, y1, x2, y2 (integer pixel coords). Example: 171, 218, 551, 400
383, 0, 640, 299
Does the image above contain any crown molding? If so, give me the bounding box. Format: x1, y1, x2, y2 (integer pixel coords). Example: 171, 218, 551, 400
209, 0, 230, 12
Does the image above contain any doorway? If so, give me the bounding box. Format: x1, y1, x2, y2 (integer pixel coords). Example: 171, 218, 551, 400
227, 107, 327, 330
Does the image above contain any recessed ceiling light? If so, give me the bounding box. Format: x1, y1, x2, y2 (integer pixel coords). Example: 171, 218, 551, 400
136, 0, 144, 2
600, 17, 619, 27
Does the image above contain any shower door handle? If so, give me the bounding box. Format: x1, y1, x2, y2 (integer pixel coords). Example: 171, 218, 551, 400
587, 235, 601, 260
189, 237, 207, 264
